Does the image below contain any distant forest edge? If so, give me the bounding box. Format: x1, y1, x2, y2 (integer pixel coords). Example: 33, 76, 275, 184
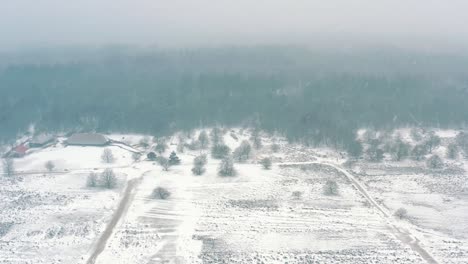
1, 46, 468, 148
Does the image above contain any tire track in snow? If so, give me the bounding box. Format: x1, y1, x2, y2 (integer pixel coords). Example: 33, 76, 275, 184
278, 161, 438, 264
86, 171, 150, 264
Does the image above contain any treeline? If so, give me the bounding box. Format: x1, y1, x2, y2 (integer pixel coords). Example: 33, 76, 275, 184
1, 47, 468, 148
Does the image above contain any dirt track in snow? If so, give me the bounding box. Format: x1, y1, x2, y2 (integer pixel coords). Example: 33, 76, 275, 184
86, 171, 149, 264
280, 161, 438, 264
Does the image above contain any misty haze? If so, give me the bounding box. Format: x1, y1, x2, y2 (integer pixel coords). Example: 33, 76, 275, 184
0, 1, 467, 264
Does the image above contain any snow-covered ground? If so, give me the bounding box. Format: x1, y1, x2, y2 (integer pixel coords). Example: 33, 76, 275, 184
1, 128, 467, 263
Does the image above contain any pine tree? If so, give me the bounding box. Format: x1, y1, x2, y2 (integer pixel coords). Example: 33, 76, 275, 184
169, 151, 181, 165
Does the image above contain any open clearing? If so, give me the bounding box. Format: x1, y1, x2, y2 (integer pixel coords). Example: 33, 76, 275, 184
1, 130, 467, 263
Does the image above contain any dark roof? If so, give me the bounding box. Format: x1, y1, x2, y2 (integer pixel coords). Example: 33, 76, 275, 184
67, 133, 109, 146
30, 134, 54, 145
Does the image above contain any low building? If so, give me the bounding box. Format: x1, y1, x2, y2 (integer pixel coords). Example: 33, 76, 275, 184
30, 134, 55, 148
67, 133, 109, 146
11, 145, 28, 157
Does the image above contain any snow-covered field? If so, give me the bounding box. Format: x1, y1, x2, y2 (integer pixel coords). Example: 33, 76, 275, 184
1, 129, 467, 263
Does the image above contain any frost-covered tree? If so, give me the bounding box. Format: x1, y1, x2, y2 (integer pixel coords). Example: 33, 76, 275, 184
86, 172, 98, 187
198, 130, 210, 149
446, 143, 459, 160
424, 132, 441, 153
169, 151, 181, 165
45, 161, 55, 172
210, 127, 223, 146
211, 144, 231, 159
260, 157, 272, 170
192, 154, 207, 176
270, 143, 280, 153
323, 180, 339, 196
2, 158, 14, 177
455, 132, 468, 156
411, 144, 427, 161
147, 152, 157, 161
139, 137, 151, 148
426, 154, 443, 169
391, 139, 410, 161
233, 140, 252, 162
155, 140, 168, 154
158, 156, 170, 171
101, 148, 115, 163
100, 169, 117, 189
251, 128, 262, 149
152, 187, 171, 199
218, 156, 236, 177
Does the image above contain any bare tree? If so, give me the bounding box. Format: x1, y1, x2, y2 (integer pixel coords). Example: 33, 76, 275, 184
86, 172, 98, 187
45, 161, 55, 172
100, 168, 117, 189
424, 132, 441, 153
218, 156, 236, 177
101, 148, 115, 163
260, 157, 272, 170
2, 158, 15, 177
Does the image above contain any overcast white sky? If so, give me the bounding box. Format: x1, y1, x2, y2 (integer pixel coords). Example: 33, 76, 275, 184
1, 0, 467, 50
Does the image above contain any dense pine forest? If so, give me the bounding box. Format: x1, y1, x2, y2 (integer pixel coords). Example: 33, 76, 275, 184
1, 46, 468, 148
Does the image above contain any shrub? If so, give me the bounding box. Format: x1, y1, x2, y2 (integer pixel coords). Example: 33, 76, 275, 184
155, 140, 168, 154
218, 156, 236, 177
446, 143, 459, 160
198, 131, 210, 149
260, 157, 272, 170
152, 187, 171, 199
132, 152, 141, 162
101, 148, 115, 163
139, 137, 150, 148
394, 207, 408, 219
292, 191, 302, 199
323, 180, 339, 196
45, 160, 55, 172
147, 152, 157, 161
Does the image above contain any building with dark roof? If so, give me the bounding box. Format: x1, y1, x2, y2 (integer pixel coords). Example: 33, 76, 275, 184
66, 133, 109, 146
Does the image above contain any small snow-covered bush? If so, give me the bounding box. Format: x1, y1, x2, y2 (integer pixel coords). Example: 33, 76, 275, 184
292, 191, 302, 199
323, 180, 339, 196
218, 156, 236, 177
152, 187, 171, 199
45, 160, 55, 172
260, 157, 272, 170
394, 207, 408, 219
426, 154, 443, 169
101, 148, 115, 163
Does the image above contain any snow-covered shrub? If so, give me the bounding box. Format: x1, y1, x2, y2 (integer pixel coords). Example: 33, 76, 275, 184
211, 144, 231, 159
218, 156, 236, 177
2, 158, 15, 177
260, 157, 272, 170
157, 156, 170, 171
292, 191, 302, 199
394, 207, 408, 219
192, 154, 207, 175
233, 140, 252, 162
152, 187, 171, 199
323, 180, 339, 196
45, 160, 55, 172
